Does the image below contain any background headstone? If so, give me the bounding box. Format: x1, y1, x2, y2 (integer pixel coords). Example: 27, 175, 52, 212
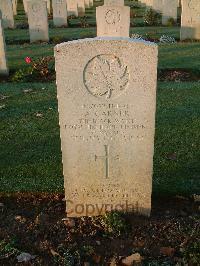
0, 19, 9, 75
44, 0, 51, 14
0, 0, 15, 29
78, 0, 85, 16
12, 0, 17, 16
96, 2, 130, 37
84, 0, 90, 8
23, 0, 28, 14
89, 0, 93, 7
162, 0, 177, 25
66, 0, 78, 17
52, 0, 68, 27
152, 0, 162, 12
27, 0, 49, 43
104, 0, 124, 5
181, 0, 200, 40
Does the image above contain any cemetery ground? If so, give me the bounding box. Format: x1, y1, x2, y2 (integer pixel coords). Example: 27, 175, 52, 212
0, 0, 200, 265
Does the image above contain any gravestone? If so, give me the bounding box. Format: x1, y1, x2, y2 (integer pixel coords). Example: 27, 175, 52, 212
27, 0, 49, 43
181, 0, 200, 40
52, 0, 68, 27
0, 19, 8, 75
162, 0, 177, 25
54, 6, 158, 218
23, 0, 28, 14
104, 0, 124, 5
0, 0, 14, 29
66, 0, 78, 17
84, 0, 90, 8
153, 0, 162, 12
44, 0, 51, 14
96, 1, 130, 37
89, 0, 93, 7
12, 0, 17, 16
78, 0, 85, 16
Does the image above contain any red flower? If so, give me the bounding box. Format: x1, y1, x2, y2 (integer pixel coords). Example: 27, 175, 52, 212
25, 57, 32, 64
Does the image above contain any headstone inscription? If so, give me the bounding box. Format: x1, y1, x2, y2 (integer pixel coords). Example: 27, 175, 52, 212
181, 0, 200, 40
0, 0, 14, 29
27, 0, 49, 43
0, 19, 9, 75
54, 1, 158, 217
52, 0, 68, 27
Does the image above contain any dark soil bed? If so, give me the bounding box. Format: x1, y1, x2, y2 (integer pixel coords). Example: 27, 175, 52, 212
0, 193, 199, 265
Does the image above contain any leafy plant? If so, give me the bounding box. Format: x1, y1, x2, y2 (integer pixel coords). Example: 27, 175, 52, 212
159, 35, 176, 44
81, 245, 95, 257
79, 16, 89, 28
166, 17, 176, 27
131, 33, 144, 40
144, 8, 161, 26
53, 245, 81, 266
12, 56, 55, 82
103, 211, 128, 236
0, 240, 20, 259
182, 241, 200, 265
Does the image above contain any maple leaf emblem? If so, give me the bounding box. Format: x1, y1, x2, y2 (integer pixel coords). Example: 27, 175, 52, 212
84, 54, 129, 99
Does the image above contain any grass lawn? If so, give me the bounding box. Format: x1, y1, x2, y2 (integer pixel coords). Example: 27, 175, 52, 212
0, 0, 199, 197
0, 82, 199, 195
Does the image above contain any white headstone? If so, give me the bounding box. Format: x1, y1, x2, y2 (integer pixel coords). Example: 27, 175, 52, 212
89, 0, 93, 7
96, 2, 130, 37
152, 0, 162, 12
78, 0, 85, 16
0, 19, 8, 75
44, 0, 51, 14
162, 0, 177, 25
23, 0, 28, 14
54, 5, 158, 217
0, 0, 14, 29
66, 0, 78, 17
104, 0, 124, 5
84, 0, 90, 8
27, 0, 49, 43
52, 0, 68, 27
181, 0, 200, 40
12, 0, 17, 16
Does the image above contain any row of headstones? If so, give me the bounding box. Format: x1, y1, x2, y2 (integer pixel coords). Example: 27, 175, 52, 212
141, 0, 200, 40
140, 0, 179, 25
0, 0, 94, 30
1, 0, 200, 76
0, 0, 124, 76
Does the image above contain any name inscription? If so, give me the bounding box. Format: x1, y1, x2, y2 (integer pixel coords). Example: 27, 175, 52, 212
64, 103, 147, 142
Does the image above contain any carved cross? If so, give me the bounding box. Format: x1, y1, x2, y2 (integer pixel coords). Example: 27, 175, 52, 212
95, 145, 119, 179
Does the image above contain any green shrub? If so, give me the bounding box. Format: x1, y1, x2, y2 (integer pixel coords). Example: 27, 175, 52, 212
166, 17, 176, 26
103, 211, 128, 236
144, 8, 161, 26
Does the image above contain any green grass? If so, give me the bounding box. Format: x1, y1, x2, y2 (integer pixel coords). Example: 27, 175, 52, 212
6, 41, 200, 72
0, 0, 200, 196
0, 82, 199, 195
